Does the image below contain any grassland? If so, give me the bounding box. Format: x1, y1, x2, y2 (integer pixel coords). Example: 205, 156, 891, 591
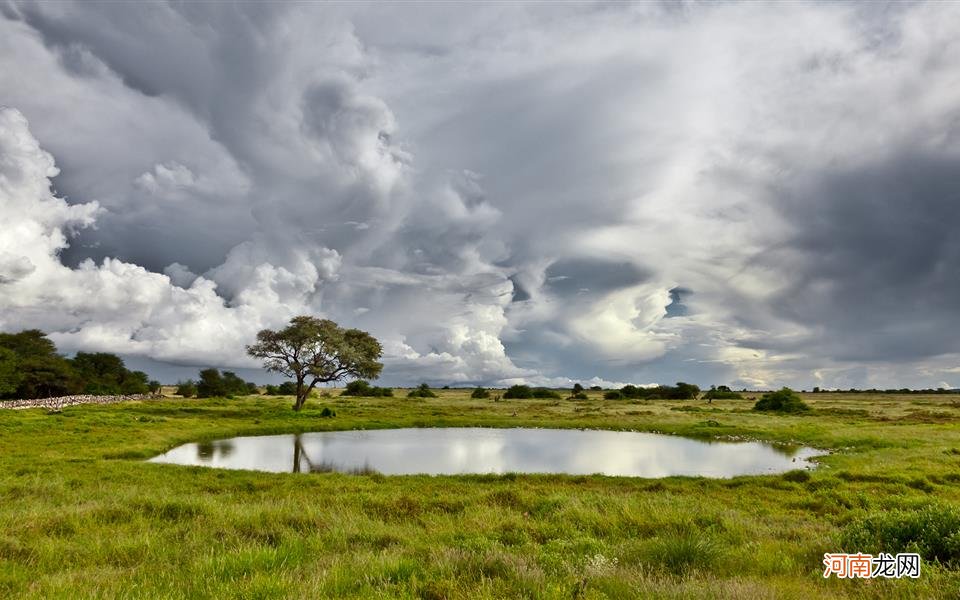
2, 390, 960, 599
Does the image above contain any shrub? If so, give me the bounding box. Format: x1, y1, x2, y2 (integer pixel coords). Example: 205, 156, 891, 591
672, 382, 701, 399
266, 382, 299, 395
502, 385, 559, 399
572, 383, 584, 394
343, 380, 372, 396
503, 385, 532, 399
704, 386, 744, 400
841, 503, 960, 565
194, 369, 257, 398
471, 387, 490, 399
407, 383, 437, 398
195, 369, 225, 398
175, 380, 196, 398
319, 407, 336, 418
148, 380, 162, 394
222, 371, 254, 396
342, 380, 393, 397
570, 392, 588, 400
753, 387, 810, 413
604, 390, 623, 400
613, 383, 701, 400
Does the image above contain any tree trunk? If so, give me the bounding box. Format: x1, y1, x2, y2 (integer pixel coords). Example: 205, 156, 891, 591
294, 376, 306, 411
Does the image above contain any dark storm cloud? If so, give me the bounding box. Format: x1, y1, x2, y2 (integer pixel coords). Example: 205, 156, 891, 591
761, 152, 960, 362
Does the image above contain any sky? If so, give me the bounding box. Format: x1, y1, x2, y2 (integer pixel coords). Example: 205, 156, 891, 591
1, 1, 959, 390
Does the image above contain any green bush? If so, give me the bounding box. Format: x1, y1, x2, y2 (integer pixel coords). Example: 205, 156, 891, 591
753, 387, 810, 413
342, 380, 364, 396
195, 369, 225, 398
503, 385, 532, 399
175, 380, 196, 398
614, 382, 700, 400
502, 385, 559, 399
604, 390, 623, 400
570, 392, 588, 400
266, 381, 299, 395
407, 383, 437, 398
841, 503, 960, 565
704, 385, 743, 400
193, 368, 256, 398
471, 387, 489, 399
342, 380, 393, 397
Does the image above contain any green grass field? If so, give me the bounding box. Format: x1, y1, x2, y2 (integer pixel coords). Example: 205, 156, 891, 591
2, 391, 960, 598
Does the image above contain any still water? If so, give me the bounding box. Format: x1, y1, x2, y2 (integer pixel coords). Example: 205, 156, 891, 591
148, 427, 822, 477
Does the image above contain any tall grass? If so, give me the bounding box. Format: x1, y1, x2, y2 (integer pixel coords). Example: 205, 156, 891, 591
1, 391, 960, 597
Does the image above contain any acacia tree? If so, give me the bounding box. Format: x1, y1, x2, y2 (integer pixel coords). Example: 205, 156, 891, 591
246, 316, 383, 411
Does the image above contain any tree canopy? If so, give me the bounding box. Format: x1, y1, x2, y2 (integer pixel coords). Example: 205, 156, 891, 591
0, 347, 21, 397
246, 316, 383, 410
0, 330, 153, 399
73, 352, 150, 395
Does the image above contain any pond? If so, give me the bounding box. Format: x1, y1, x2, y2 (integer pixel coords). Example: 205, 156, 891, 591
148, 427, 823, 477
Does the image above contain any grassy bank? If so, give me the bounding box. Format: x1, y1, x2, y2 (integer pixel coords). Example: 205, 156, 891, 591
2, 391, 960, 598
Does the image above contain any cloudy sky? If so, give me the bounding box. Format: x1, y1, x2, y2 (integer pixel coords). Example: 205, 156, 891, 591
2, 1, 959, 389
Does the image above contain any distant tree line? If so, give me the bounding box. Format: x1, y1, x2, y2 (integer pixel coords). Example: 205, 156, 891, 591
603, 382, 701, 400
810, 387, 958, 394
703, 385, 744, 400
503, 385, 561, 399
341, 380, 394, 397
337, 381, 448, 398
0, 329, 158, 399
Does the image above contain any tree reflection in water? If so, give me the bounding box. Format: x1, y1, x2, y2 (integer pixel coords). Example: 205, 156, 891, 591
195, 440, 235, 462
292, 433, 378, 474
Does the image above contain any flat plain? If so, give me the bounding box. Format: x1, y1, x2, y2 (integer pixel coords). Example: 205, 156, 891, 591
2, 391, 959, 598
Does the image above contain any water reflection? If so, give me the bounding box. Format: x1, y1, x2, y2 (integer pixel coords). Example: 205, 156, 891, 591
149, 428, 824, 478
196, 440, 235, 462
